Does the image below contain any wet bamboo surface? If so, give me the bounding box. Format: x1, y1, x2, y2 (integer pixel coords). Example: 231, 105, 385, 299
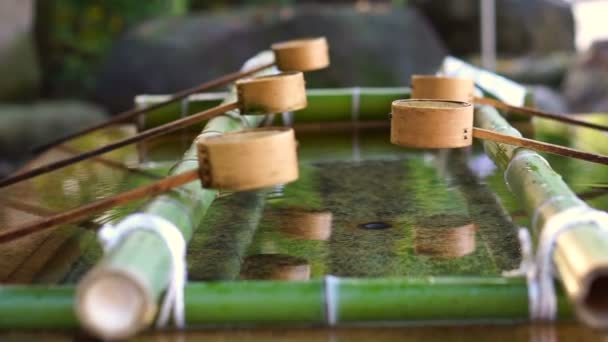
1, 125, 607, 281
0, 111, 607, 336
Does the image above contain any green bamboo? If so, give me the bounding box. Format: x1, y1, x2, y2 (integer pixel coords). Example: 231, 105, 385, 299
76, 51, 276, 337
137, 87, 411, 128
475, 105, 608, 328
0, 277, 572, 329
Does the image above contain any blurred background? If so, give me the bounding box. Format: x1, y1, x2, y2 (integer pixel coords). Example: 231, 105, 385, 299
0, 0, 606, 175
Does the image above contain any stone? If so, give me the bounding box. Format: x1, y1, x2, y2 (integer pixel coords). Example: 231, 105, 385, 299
0, 101, 107, 176
529, 85, 569, 114
93, 6, 446, 113
410, 0, 575, 56
562, 40, 608, 112
492, 53, 573, 89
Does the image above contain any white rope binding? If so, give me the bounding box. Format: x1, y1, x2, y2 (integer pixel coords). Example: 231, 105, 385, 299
98, 213, 187, 329
324, 275, 340, 326
504, 206, 608, 320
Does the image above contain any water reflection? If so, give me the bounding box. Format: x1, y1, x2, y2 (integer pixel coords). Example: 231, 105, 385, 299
276, 208, 333, 241
6, 122, 606, 286
414, 214, 477, 258
240, 254, 311, 281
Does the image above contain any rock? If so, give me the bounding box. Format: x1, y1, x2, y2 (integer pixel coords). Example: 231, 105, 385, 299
496, 53, 573, 88
94, 5, 446, 113
529, 85, 569, 114
0, 0, 40, 101
0, 101, 107, 175
562, 40, 608, 112
410, 0, 575, 56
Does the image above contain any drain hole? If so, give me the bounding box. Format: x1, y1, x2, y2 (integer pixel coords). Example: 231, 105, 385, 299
358, 221, 392, 230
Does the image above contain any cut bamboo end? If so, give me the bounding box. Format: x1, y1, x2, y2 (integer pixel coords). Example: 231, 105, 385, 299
390, 99, 474, 148
554, 227, 608, 329
236, 71, 307, 114
271, 37, 330, 72
195, 127, 299, 191
579, 270, 608, 328
278, 208, 333, 241
411, 75, 475, 102
240, 254, 311, 281
414, 214, 477, 258
76, 269, 155, 340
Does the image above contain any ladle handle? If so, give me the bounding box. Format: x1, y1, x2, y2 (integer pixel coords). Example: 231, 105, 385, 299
0, 169, 200, 244
473, 127, 608, 165
475, 97, 608, 133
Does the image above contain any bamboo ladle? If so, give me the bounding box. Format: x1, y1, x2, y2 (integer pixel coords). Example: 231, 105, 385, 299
32, 37, 329, 153
0, 70, 312, 189
390, 99, 608, 165
411, 75, 608, 133
0, 126, 299, 245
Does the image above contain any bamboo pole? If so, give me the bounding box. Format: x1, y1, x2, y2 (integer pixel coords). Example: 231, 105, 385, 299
475, 105, 608, 329
134, 87, 412, 127
475, 97, 608, 133
0, 277, 571, 329
75, 51, 275, 340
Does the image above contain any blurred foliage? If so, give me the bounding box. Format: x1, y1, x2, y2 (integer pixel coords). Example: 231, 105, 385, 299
35, 0, 406, 99
189, 0, 405, 11
36, 0, 188, 98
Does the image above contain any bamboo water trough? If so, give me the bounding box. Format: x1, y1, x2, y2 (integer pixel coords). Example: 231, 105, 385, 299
2, 47, 608, 339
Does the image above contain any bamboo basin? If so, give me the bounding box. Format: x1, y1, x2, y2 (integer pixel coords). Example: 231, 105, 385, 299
271, 37, 330, 72
196, 127, 299, 191
236, 72, 307, 114
411, 75, 475, 102
390, 99, 474, 148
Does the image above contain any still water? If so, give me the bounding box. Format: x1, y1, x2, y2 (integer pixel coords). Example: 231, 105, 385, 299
1, 123, 605, 285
